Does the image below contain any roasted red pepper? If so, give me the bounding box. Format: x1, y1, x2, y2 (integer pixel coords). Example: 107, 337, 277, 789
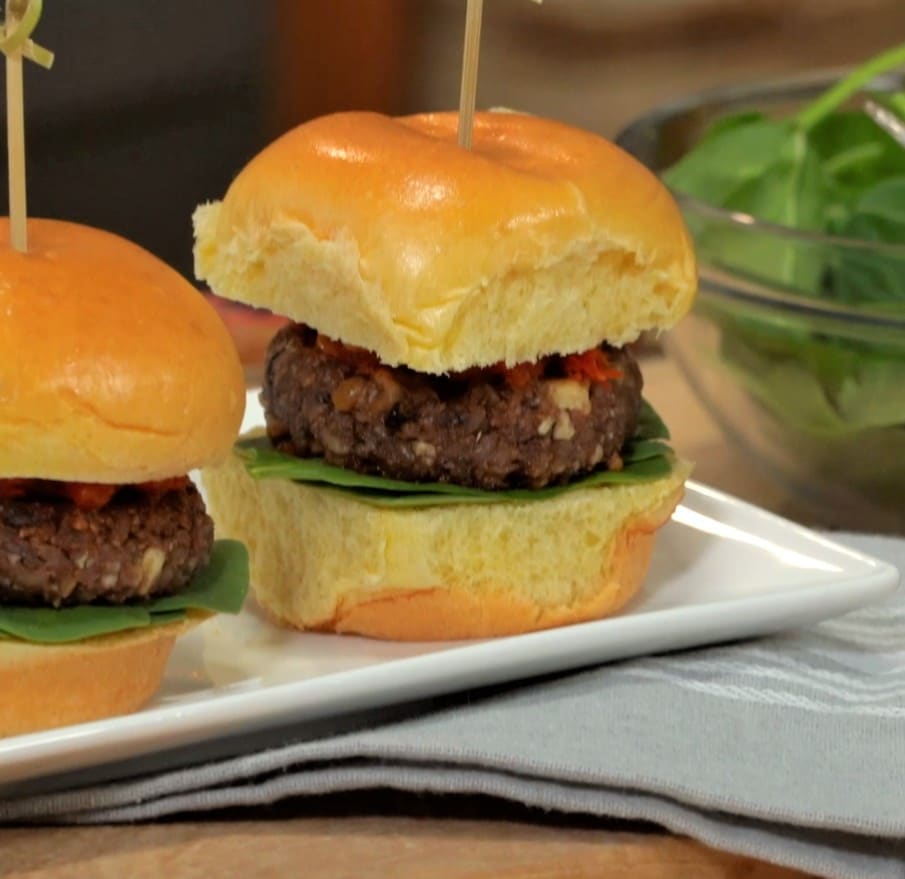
563, 349, 622, 384
63, 483, 117, 511
0, 476, 190, 511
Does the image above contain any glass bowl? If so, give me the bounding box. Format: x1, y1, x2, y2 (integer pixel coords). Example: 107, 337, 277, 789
617, 69, 905, 533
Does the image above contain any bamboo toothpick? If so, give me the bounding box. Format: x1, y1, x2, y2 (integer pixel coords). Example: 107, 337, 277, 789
457, 0, 484, 149
0, 0, 53, 253
6, 1, 26, 251
456, 0, 543, 150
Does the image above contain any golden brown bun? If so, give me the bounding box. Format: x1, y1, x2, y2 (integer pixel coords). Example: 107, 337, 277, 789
203, 450, 690, 641
0, 219, 246, 482
0, 615, 204, 737
194, 110, 696, 373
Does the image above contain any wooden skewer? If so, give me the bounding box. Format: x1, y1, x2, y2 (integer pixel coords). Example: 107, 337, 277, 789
5, 0, 26, 252
456, 0, 543, 149
457, 0, 484, 150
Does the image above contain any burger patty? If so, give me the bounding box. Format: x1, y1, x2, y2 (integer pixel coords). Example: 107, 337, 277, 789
0, 483, 213, 607
263, 324, 643, 490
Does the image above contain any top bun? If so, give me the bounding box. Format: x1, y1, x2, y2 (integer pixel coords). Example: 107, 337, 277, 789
194, 110, 696, 374
0, 218, 245, 483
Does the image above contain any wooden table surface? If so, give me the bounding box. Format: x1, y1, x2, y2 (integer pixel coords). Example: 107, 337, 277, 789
3, 354, 820, 879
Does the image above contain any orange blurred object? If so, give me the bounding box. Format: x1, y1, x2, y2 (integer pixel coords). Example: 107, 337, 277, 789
205, 294, 289, 381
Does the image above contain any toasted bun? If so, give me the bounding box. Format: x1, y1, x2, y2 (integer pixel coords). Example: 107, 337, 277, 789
194, 110, 696, 373
203, 449, 689, 641
0, 616, 203, 737
0, 219, 246, 483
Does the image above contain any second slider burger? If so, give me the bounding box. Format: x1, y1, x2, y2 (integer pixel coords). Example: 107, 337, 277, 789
0, 219, 248, 735
195, 110, 696, 641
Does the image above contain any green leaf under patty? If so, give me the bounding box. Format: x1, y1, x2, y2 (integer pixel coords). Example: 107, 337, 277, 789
236, 399, 676, 509
0, 539, 249, 644
636, 398, 671, 441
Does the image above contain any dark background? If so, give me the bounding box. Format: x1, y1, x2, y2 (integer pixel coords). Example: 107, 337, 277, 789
7, 2, 272, 278
3, 0, 902, 279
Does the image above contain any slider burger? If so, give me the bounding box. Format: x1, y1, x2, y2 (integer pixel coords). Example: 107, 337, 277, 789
196, 110, 696, 641
0, 219, 248, 736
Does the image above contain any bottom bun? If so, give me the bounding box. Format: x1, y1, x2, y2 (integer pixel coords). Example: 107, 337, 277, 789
0, 615, 204, 737
204, 450, 691, 641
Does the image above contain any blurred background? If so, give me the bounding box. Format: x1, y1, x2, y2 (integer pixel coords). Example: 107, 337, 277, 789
5, 0, 905, 279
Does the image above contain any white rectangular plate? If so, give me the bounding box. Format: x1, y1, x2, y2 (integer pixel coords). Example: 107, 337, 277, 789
0, 478, 898, 795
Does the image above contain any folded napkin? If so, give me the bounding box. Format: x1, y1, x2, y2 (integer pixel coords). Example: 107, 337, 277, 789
2, 533, 904, 879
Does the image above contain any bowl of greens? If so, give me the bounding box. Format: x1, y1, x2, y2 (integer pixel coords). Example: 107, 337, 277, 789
617, 45, 905, 533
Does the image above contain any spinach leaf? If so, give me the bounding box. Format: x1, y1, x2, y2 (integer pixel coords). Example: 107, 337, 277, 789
636, 397, 670, 440
237, 439, 493, 498
853, 175, 905, 225
662, 42, 905, 455
149, 540, 250, 615
712, 307, 905, 510
664, 41, 905, 300
664, 118, 794, 207
665, 121, 830, 292
718, 131, 829, 289
0, 540, 249, 644
0, 605, 154, 644
718, 314, 905, 435
670, 132, 830, 291
811, 111, 905, 191
303, 454, 677, 510
702, 110, 766, 140
237, 439, 675, 508
834, 177, 905, 308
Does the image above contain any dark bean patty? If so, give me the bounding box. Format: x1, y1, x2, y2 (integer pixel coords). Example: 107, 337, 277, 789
263, 324, 643, 490
0, 484, 213, 607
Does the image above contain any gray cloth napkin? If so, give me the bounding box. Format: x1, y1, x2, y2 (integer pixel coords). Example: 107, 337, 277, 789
2, 532, 904, 879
